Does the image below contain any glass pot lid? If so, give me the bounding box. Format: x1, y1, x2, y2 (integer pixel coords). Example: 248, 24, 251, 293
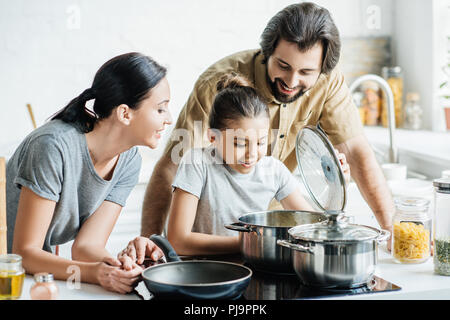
295, 126, 347, 213
288, 222, 381, 242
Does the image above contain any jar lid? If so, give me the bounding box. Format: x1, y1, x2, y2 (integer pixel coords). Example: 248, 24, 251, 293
382, 66, 402, 73
0, 254, 22, 271
295, 126, 346, 213
0, 254, 22, 264
406, 92, 420, 101
394, 196, 430, 212
433, 178, 450, 191
34, 272, 54, 283
287, 222, 381, 242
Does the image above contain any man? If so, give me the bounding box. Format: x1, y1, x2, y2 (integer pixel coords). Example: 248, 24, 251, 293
140, 2, 394, 241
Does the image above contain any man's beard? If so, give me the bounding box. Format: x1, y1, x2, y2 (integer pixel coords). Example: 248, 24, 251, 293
266, 74, 307, 104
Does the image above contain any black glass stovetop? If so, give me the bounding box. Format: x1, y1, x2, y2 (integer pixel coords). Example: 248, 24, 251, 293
243, 269, 400, 300
135, 254, 401, 300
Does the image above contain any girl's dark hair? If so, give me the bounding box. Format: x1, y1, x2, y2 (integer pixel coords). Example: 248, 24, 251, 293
209, 73, 269, 130
51, 52, 167, 132
260, 2, 341, 74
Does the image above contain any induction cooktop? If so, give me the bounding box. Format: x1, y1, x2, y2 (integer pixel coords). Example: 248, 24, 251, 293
134, 256, 401, 300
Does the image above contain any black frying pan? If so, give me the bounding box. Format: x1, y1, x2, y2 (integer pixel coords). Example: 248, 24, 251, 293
141, 235, 252, 299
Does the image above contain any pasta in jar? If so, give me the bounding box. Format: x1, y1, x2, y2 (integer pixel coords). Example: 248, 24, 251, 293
392, 197, 431, 264
393, 222, 430, 263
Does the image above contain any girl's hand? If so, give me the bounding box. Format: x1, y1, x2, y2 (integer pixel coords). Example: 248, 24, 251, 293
94, 257, 143, 294
117, 237, 164, 270
335, 149, 351, 184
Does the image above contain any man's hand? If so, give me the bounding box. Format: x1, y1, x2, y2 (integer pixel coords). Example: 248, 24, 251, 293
335, 148, 350, 184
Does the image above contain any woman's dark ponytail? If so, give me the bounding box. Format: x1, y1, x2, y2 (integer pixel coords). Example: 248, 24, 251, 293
79, 88, 96, 101
52, 88, 97, 132
51, 52, 167, 133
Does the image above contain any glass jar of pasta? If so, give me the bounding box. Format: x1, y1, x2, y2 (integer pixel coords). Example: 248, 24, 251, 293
392, 197, 431, 264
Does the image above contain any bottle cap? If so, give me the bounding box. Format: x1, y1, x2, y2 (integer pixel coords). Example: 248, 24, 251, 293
34, 272, 54, 283
433, 178, 450, 192
406, 92, 420, 102
382, 66, 402, 78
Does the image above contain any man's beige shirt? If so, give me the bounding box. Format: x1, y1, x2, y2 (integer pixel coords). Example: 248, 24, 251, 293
164, 49, 363, 173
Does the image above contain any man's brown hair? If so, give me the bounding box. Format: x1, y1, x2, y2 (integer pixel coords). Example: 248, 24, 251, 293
260, 2, 341, 74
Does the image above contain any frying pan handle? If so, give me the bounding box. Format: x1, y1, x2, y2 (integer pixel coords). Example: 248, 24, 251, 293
149, 234, 181, 262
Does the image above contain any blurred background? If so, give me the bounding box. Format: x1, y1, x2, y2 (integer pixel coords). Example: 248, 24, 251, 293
0, 0, 449, 181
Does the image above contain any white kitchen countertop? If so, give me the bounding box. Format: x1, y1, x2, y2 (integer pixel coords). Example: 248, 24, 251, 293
14, 182, 450, 300
18, 274, 140, 300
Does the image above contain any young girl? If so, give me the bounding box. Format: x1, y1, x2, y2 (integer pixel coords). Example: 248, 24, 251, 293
6, 52, 170, 294
164, 73, 350, 255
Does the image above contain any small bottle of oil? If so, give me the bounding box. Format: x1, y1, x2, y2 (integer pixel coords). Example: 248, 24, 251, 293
0, 254, 25, 300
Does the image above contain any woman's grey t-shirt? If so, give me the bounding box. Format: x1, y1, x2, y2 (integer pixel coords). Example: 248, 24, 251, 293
6, 120, 141, 253
172, 147, 301, 236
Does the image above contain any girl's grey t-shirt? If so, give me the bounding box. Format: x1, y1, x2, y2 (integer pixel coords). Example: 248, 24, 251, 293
172, 147, 301, 236
6, 120, 141, 253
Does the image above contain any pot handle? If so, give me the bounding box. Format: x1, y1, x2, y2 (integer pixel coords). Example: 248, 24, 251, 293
149, 234, 181, 262
376, 229, 391, 243
277, 240, 314, 254
224, 222, 252, 233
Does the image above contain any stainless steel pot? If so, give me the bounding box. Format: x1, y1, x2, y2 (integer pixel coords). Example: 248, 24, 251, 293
225, 210, 327, 274
277, 221, 390, 288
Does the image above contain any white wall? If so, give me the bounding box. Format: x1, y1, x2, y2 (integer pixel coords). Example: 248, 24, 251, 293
433, 0, 450, 131
393, 0, 450, 131
0, 0, 394, 159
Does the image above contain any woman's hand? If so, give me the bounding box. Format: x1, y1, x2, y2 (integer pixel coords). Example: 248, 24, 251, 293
94, 257, 143, 294
117, 237, 164, 270
335, 149, 351, 184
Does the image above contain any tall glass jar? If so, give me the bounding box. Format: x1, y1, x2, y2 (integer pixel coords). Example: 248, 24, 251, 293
0, 254, 25, 300
382, 66, 404, 128
433, 178, 450, 276
404, 92, 423, 130
392, 197, 431, 264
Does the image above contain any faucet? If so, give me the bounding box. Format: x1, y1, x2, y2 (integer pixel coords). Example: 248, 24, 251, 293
349, 74, 398, 163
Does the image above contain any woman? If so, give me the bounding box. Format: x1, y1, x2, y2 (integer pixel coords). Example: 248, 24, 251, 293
6, 52, 170, 294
